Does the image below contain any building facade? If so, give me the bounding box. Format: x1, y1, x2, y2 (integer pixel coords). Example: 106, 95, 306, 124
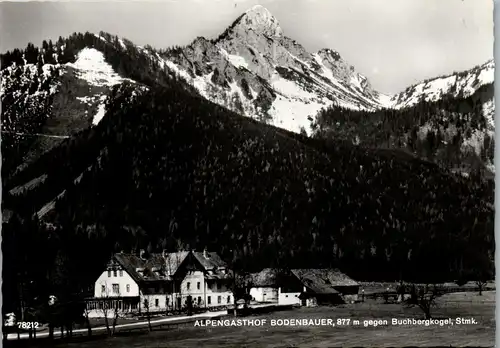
249, 268, 360, 307
87, 250, 233, 317
249, 268, 279, 303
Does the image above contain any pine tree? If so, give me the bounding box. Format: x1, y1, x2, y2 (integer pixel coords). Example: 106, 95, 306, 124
25, 43, 39, 64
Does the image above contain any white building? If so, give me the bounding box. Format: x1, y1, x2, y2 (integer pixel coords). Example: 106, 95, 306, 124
249, 268, 302, 305
249, 268, 360, 307
249, 268, 279, 303
87, 249, 233, 317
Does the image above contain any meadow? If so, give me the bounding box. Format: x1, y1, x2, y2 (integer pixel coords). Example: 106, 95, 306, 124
9, 291, 494, 348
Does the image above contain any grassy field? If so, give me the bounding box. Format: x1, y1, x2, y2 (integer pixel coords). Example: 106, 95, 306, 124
9, 291, 495, 347
359, 281, 495, 295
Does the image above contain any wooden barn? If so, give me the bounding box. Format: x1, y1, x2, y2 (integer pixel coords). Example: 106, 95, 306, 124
291, 269, 360, 306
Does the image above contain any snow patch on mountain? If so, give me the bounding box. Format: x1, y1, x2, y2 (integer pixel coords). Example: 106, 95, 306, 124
65, 48, 133, 87
375, 93, 395, 108
271, 73, 317, 100
219, 47, 250, 70
269, 94, 327, 135
161, 58, 191, 82
92, 96, 108, 125
478, 61, 495, 85
92, 103, 106, 125
63, 48, 145, 126
391, 60, 494, 109
268, 72, 334, 134
118, 38, 127, 50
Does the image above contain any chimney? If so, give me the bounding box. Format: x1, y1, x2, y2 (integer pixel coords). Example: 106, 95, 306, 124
203, 248, 208, 259
139, 249, 146, 260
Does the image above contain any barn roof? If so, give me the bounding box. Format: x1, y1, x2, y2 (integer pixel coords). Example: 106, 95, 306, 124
291, 269, 358, 294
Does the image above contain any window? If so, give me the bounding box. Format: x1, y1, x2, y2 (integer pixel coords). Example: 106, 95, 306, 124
198, 296, 202, 305
101, 285, 106, 294
197, 282, 201, 290
227, 296, 231, 304
155, 299, 159, 307
107, 270, 111, 277
187, 282, 190, 290
208, 283, 212, 290
113, 270, 117, 277
126, 284, 130, 293
119, 270, 123, 277
112, 284, 120, 294
207, 296, 211, 305
217, 296, 221, 304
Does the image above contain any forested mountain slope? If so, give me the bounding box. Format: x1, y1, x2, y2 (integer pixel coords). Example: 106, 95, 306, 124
0, 31, 197, 182
312, 83, 495, 177
3, 79, 493, 310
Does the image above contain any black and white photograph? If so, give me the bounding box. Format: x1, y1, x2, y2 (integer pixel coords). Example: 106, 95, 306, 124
0, 0, 495, 346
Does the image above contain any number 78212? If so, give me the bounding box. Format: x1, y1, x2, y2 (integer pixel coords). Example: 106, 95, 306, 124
17, 322, 40, 329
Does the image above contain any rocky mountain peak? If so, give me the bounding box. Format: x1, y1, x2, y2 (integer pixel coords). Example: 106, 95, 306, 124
317, 48, 342, 62
315, 48, 374, 96
234, 5, 283, 38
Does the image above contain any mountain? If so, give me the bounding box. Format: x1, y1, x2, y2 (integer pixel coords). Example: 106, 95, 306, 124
0, 32, 195, 181
389, 59, 494, 111
160, 5, 390, 135
1, 5, 494, 180
1, 7, 494, 310
312, 62, 495, 177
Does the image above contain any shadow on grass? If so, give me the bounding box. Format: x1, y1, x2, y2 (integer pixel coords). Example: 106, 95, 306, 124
2, 330, 153, 348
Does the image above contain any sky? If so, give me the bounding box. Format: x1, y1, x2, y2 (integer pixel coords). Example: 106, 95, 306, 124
0, 0, 494, 94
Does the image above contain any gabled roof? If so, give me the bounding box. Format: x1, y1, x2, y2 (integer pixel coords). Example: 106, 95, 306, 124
291, 269, 358, 295
112, 251, 226, 284
113, 254, 155, 283
192, 251, 227, 270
